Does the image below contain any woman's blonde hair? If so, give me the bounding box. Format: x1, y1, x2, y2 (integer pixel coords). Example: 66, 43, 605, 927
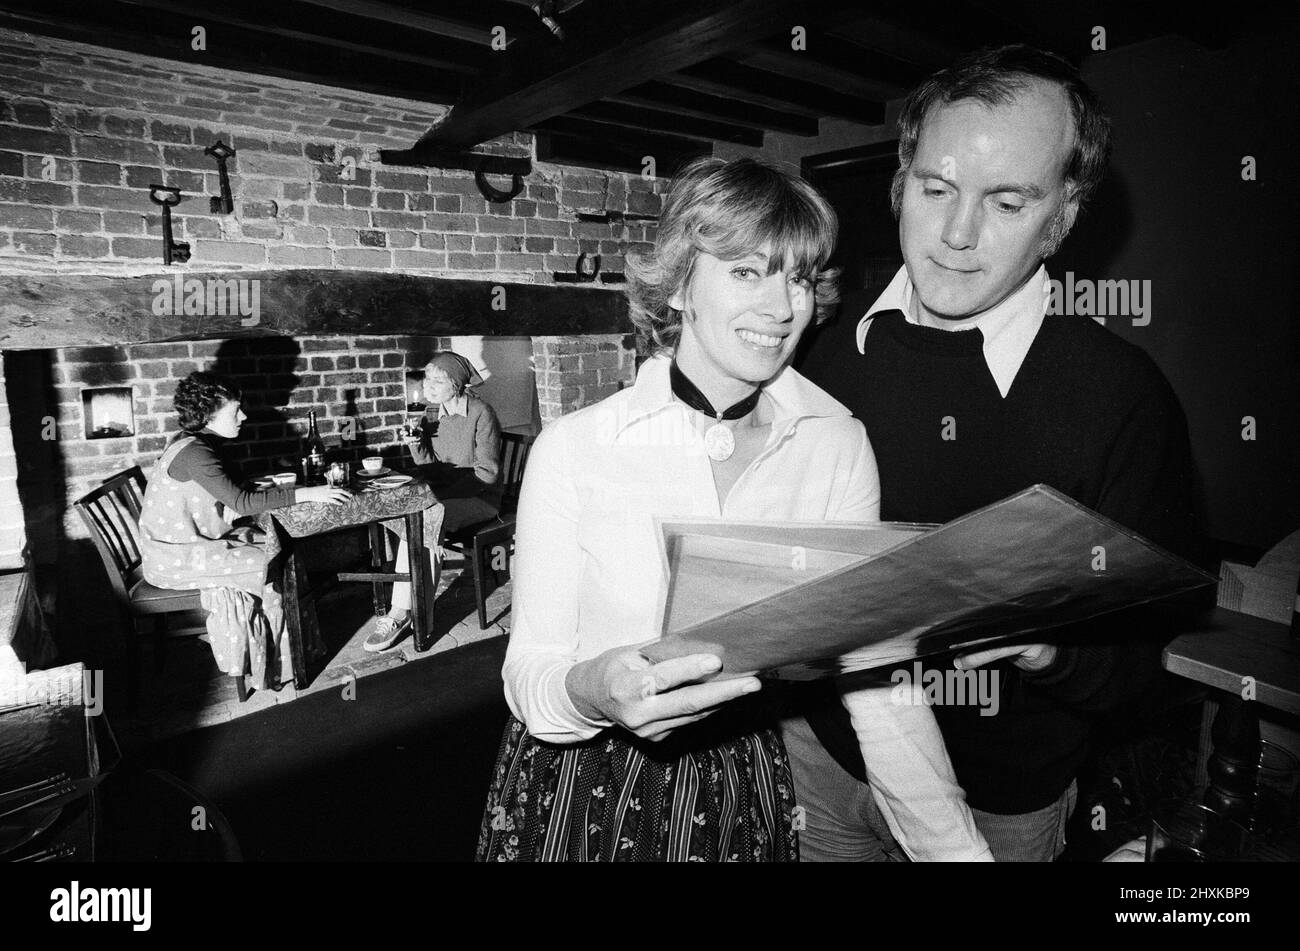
625, 157, 840, 355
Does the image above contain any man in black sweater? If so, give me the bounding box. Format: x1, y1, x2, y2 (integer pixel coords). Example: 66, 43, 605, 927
791, 46, 1202, 860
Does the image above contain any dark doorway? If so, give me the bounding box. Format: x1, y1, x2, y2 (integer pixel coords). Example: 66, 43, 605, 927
795, 142, 903, 386
802, 140, 903, 297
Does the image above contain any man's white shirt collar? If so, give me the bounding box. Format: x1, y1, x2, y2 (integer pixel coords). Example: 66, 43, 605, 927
855, 264, 1049, 398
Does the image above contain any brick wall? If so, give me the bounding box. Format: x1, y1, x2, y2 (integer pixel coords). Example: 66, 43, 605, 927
0, 28, 661, 548
28, 331, 641, 541
32, 335, 446, 539
531, 335, 639, 425
0, 28, 661, 279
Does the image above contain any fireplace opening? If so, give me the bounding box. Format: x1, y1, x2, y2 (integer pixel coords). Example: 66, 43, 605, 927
0, 330, 630, 711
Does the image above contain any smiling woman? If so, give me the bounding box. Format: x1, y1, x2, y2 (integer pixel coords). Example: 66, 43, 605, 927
627, 157, 840, 357
476, 158, 989, 863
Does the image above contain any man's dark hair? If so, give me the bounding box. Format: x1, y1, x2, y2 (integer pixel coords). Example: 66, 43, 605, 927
174, 370, 241, 432
891, 44, 1111, 253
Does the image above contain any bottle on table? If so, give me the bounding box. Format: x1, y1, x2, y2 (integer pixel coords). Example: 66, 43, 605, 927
303, 410, 327, 485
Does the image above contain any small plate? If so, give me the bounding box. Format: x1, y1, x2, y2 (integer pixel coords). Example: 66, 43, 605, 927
356, 466, 393, 478
369, 474, 412, 489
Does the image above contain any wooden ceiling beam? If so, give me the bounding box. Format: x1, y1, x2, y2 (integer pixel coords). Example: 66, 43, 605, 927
291, 0, 544, 47
569, 101, 764, 147
608, 82, 819, 137
0, 0, 462, 103
728, 47, 906, 101
823, 0, 1033, 69
413, 0, 845, 152
534, 132, 706, 178
113, 0, 486, 73
531, 118, 710, 176
668, 60, 886, 123
824, 10, 966, 68
733, 30, 926, 99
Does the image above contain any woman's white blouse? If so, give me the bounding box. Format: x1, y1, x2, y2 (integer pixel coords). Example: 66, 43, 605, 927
503, 353, 991, 861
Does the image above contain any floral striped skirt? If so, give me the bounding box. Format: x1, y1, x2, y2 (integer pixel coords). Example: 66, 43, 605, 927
476, 713, 799, 862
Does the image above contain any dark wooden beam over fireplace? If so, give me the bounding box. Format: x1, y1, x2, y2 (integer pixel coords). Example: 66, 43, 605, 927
0, 271, 632, 349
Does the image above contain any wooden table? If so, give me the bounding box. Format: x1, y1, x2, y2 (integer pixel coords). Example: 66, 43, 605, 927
258, 475, 440, 689
1162, 607, 1300, 786
1163, 607, 1299, 712
0, 676, 115, 862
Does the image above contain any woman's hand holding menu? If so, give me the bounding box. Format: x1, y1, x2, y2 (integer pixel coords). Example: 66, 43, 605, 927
565, 646, 761, 742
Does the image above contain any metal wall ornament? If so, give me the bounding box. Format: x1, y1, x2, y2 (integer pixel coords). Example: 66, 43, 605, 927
475, 162, 525, 203
147, 184, 190, 265
204, 140, 236, 214
551, 252, 624, 284
575, 251, 601, 281
574, 210, 658, 224
377, 145, 530, 204
531, 0, 566, 40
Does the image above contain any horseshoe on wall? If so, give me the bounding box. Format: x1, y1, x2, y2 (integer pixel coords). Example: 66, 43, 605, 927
576, 252, 601, 282
475, 163, 525, 203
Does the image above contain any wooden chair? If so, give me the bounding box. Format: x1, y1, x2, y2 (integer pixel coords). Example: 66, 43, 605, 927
73, 467, 247, 705
444, 432, 534, 629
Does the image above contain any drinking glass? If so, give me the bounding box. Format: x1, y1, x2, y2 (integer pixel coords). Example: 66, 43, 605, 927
325, 462, 350, 487
1146, 800, 1250, 862
403, 410, 425, 439
1256, 740, 1300, 836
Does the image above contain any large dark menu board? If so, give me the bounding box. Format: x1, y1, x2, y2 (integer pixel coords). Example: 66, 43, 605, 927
645, 485, 1217, 679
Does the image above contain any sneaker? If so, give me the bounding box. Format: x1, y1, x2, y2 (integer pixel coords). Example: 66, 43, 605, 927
363, 613, 411, 653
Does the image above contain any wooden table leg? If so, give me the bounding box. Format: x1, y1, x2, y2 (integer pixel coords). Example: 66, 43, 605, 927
368, 522, 387, 617
406, 509, 430, 652
1196, 695, 1219, 790
281, 545, 309, 690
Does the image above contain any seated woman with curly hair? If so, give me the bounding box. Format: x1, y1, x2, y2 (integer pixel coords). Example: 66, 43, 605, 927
139, 371, 349, 690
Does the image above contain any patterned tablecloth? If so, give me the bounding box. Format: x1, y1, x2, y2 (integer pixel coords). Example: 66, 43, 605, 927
259, 476, 436, 540
256, 476, 438, 675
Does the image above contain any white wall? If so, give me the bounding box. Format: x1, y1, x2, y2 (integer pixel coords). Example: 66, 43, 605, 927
446, 336, 542, 434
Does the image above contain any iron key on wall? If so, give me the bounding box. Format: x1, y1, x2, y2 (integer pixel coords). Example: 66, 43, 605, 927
148, 184, 190, 265
205, 140, 236, 214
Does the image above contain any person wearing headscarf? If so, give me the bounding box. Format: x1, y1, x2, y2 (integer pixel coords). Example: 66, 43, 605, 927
364, 352, 503, 651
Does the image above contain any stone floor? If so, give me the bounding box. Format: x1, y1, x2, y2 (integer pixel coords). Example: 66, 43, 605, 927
112, 561, 512, 748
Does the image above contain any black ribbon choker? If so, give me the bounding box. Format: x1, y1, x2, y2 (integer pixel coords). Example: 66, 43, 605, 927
669, 360, 762, 421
